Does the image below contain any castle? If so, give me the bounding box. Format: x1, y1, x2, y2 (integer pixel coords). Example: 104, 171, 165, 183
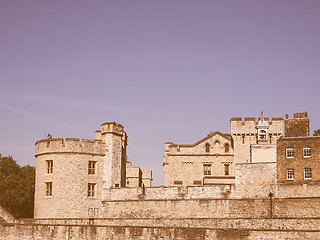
34, 122, 152, 218
1, 112, 320, 239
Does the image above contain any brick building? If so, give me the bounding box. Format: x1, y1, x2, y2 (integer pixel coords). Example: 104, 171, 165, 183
277, 112, 320, 184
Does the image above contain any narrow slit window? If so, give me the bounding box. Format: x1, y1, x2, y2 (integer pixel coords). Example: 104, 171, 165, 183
205, 143, 210, 153
46, 182, 52, 196
88, 183, 96, 197
224, 164, 230, 176
224, 144, 229, 153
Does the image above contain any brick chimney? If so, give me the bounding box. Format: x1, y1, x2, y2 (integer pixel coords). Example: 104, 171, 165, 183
285, 112, 309, 137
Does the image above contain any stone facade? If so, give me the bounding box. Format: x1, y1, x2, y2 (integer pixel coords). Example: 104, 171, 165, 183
163, 132, 234, 187
0, 112, 317, 239
34, 122, 152, 218
230, 117, 283, 164
126, 162, 152, 187
163, 114, 283, 187
2, 218, 320, 240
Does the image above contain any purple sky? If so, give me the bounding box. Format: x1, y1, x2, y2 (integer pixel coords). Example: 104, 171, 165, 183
1, 1, 320, 185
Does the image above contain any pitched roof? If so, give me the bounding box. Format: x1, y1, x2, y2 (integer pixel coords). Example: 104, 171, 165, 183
169, 131, 231, 148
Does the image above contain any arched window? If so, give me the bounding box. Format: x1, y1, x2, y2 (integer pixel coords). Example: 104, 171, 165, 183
205, 143, 210, 153
224, 144, 229, 153
214, 141, 220, 154
259, 130, 266, 140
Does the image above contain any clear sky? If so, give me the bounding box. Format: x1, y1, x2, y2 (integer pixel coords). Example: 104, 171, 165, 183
1, 0, 319, 186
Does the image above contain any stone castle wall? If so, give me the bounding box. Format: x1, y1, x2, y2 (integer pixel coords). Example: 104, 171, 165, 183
34, 122, 130, 219
34, 151, 104, 218
235, 162, 277, 198
2, 210, 320, 239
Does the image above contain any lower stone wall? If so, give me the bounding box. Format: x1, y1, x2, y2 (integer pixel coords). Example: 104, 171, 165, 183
100, 197, 320, 219
1, 219, 320, 240
278, 183, 320, 198
101, 198, 270, 219
235, 162, 277, 198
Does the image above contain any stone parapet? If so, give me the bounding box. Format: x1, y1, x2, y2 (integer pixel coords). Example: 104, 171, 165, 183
102, 185, 236, 201
230, 117, 283, 134
101, 122, 124, 136
35, 138, 105, 157
2, 219, 320, 240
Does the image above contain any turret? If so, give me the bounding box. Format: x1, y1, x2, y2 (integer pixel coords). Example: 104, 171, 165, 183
34, 121, 128, 219
100, 122, 127, 188
230, 115, 283, 163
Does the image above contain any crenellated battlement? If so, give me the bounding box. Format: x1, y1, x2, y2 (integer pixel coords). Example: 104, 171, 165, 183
230, 117, 284, 134
101, 122, 124, 136
35, 138, 105, 157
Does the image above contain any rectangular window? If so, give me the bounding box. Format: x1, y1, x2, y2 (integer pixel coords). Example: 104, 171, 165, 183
193, 180, 202, 185
203, 164, 211, 175
46, 182, 52, 196
225, 164, 230, 176
173, 180, 182, 185
303, 147, 311, 158
304, 168, 312, 179
88, 183, 96, 197
286, 148, 294, 158
46, 160, 53, 174
286, 169, 294, 180
88, 161, 96, 175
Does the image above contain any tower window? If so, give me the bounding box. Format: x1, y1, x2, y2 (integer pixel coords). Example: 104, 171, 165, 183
205, 143, 210, 153
46, 160, 53, 174
224, 144, 229, 153
242, 135, 245, 144
259, 130, 266, 140
304, 168, 312, 179
88, 161, 96, 175
286, 148, 294, 158
46, 182, 52, 196
224, 164, 230, 176
203, 164, 211, 175
88, 183, 96, 197
286, 169, 294, 180
303, 147, 311, 158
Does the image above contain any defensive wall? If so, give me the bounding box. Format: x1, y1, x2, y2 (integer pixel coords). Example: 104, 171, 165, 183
2, 211, 320, 239
35, 138, 105, 156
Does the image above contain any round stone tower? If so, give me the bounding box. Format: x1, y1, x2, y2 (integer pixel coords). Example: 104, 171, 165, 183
34, 122, 127, 218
